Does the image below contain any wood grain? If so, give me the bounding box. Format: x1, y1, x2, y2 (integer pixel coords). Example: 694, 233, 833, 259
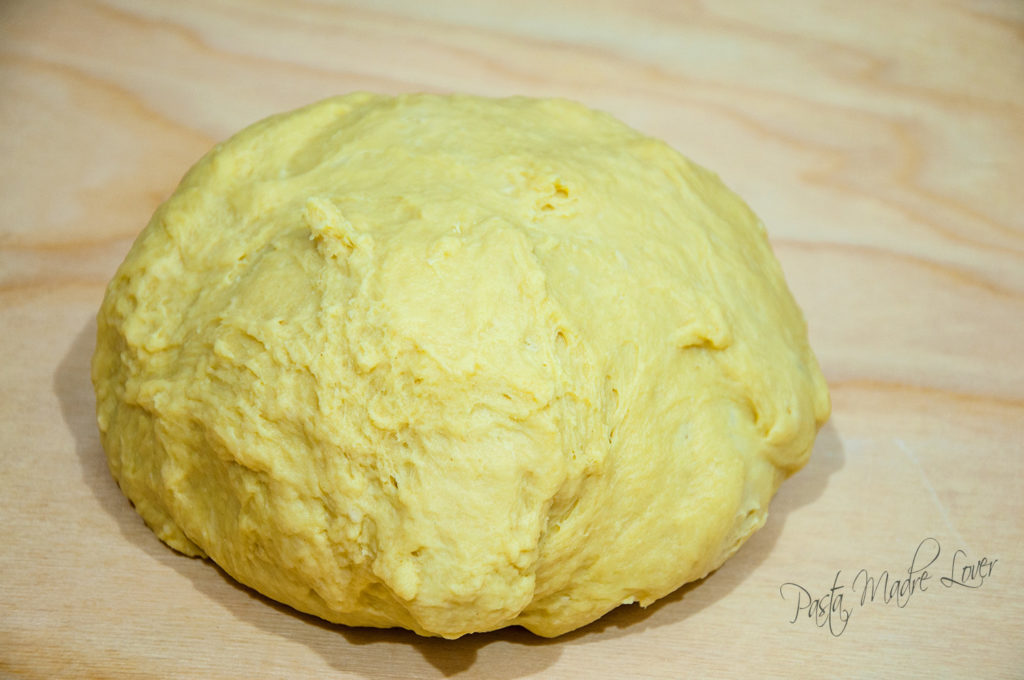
2, 1, 1022, 677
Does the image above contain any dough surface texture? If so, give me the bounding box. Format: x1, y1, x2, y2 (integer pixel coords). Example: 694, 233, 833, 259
93, 93, 830, 638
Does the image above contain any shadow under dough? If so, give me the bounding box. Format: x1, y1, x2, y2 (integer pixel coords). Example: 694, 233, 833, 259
58, 318, 845, 678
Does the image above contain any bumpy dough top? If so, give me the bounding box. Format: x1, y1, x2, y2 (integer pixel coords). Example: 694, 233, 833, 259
93, 93, 830, 638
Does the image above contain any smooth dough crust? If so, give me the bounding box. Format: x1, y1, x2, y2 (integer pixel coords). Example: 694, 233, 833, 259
93, 93, 830, 638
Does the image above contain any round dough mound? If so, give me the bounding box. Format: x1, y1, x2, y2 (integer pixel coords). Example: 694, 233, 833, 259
93, 93, 830, 638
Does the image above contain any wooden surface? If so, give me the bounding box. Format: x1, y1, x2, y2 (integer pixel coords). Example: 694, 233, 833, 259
2, 1, 1022, 678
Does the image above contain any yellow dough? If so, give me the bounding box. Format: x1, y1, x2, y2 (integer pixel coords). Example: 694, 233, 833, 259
92, 93, 830, 638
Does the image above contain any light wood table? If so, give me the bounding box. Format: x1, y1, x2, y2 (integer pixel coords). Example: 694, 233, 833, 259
2, 1, 1022, 677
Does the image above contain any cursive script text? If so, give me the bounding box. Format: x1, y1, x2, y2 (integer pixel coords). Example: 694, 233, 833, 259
780, 538, 997, 637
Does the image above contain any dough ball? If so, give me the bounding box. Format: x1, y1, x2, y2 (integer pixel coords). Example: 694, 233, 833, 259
93, 93, 830, 638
